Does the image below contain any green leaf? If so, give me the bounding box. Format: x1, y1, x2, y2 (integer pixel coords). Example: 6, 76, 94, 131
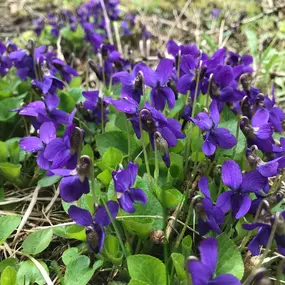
127, 254, 166, 285
0, 162, 21, 181
64, 256, 103, 285
216, 233, 244, 279
0, 258, 18, 273
0, 95, 26, 122
17, 261, 49, 285
53, 224, 86, 241
68, 88, 85, 102
102, 235, 123, 264
62, 248, 80, 266
99, 147, 123, 170
9, 141, 20, 164
97, 169, 112, 185
81, 144, 94, 162
129, 280, 150, 285
69, 77, 82, 88
0, 141, 8, 162
123, 217, 154, 238
22, 229, 53, 255
1, 266, 17, 285
58, 91, 76, 113
181, 235, 192, 258
96, 131, 139, 155
37, 175, 61, 187
160, 188, 183, 208
244, 29, 258, 56
171, 253, 187, 280
119, 176, 164, 231
0, 78, 22, 99
60, 25, 84, 41
0, 216, 21, 245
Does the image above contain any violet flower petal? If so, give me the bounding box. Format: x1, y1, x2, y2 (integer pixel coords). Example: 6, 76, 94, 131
68, 205, 93, 226
221, 160, 242, 190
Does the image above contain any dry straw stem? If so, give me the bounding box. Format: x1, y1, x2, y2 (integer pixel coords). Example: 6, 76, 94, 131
13, 185, 41, 242
0, 243, 53, 285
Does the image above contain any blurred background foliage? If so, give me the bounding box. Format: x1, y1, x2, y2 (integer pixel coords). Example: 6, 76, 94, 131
2, 0, 285, 106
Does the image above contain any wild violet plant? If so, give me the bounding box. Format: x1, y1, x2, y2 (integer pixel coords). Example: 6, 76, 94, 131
0, 1, 285, 284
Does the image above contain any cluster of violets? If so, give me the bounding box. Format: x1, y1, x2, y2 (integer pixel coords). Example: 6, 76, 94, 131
33, 0, 150, 52
1, 1, 284, 283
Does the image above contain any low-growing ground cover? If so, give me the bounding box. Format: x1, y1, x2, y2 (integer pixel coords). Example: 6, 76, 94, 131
0, 0, 285, 284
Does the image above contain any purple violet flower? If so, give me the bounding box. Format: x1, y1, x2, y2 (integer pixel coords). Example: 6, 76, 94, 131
197, 177, 225, 235
242, 211, 285, 256
142, 58, 175, 111
68, 201, 119, 253
52, 155, 92, 202
216, 160, 267, 219
191, 100, 237, 156
112, 162, 147, 213
188, 237, 241, 285
112, 62, 146, 103
19, 122, 56, 170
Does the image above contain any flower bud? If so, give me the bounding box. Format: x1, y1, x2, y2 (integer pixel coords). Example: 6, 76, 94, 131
240, 73, 252, 92
70, 127, 84, 155
76, 155, 92, 182
151, 230, 164, 244
86, 226, 99, 253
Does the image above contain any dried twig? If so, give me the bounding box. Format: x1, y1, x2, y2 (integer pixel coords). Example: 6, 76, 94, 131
13, 185, 41, 242
45, 186, 60, 214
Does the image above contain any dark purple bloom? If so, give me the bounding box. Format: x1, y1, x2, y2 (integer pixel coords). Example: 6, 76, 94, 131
142, 59, 175, 111
210, 65, 244, 103
264, 95, 285, 133
19, 122, 56, 170
81, 90, 109, 124
197, 177, 225, 235
112, 162, 147, 213
121, 13, 136, 36
129, 102, 185, 166
68, 201, 119, 253
0, 42, 12, 76
44, 109, 79, 169
241, 108, 274, 153
33, 18, 45, 36
191, 100, 236, 156
112, 62, 146, 103
242, 211, 285, 256
52, 155, 92, 202
188, 237, 241, 285
177, 55, 196, 94
51, 58, 78, 83
166, 40, 200, 58
216, 160, 267, 219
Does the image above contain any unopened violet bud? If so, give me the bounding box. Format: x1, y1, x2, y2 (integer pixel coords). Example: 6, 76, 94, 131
194, 200, 207, 222
70, 127, 84, 155
155, 132, 168, 155
240, 96, 251, 117
240, 73, 252, 92
140, 109, 156, 133
76, 155, 92, 182
86, 226, 100, 253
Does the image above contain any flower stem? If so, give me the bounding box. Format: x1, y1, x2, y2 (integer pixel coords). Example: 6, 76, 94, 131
125, 115, 131, 159
243, 212, 282, 285
184, 61, 203, 174
139, 111, 151, 183
174, 195, 202, 249
232, 115, 241, 158
102, 199, 129, 258
153, 135, 159, 184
